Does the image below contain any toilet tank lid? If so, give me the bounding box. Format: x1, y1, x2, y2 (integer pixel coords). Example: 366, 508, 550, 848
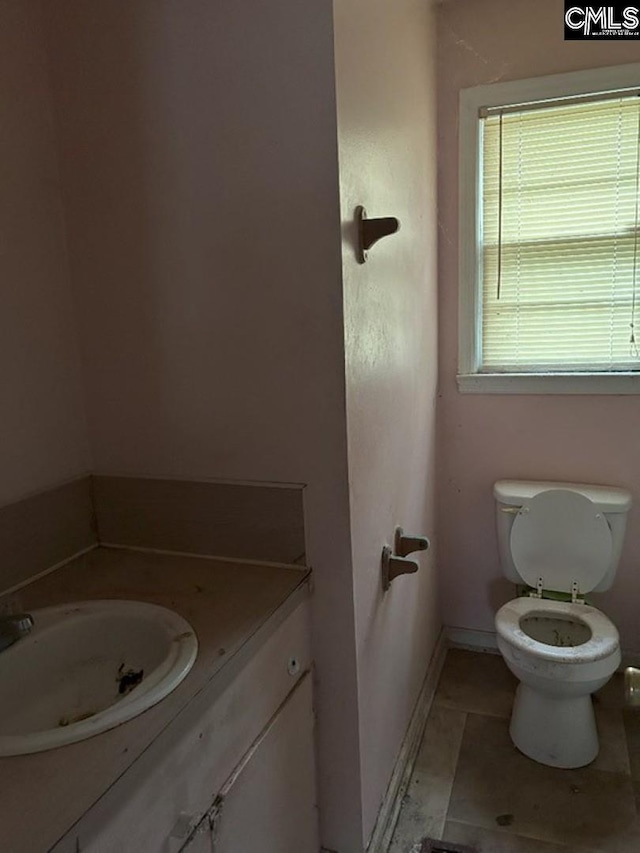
494, 480, 632, 513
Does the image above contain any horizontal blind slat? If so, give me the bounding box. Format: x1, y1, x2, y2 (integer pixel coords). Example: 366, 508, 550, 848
480, 94, 640, 371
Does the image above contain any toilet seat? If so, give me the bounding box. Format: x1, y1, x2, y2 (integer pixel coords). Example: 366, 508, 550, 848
510, 489, 613, 595
495, 597, 619, 664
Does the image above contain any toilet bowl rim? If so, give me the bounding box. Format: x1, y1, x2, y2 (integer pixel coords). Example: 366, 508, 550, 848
495, 597, 619, 664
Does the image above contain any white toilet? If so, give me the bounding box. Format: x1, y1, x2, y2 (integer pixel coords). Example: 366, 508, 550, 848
494, 479, 632, 769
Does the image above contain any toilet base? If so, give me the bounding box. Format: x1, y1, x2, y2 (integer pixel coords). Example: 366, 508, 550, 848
509, 683, 598, 769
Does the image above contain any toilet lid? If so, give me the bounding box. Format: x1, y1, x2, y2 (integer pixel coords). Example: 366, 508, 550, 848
510, 489, 613, 594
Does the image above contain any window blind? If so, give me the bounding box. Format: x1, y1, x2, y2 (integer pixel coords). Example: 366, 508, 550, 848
481, 95, 640, 373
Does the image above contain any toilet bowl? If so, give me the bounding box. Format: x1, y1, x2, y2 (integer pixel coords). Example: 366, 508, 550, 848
493, 480, 632, 769
496, 597, 620, 767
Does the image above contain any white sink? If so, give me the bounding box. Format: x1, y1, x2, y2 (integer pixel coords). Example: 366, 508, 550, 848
0, 600, 198, 756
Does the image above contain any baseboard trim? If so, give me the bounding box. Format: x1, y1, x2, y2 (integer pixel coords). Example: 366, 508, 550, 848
366, 627, 448, 853
446, 625, 640, 673
445, 626, 499, 654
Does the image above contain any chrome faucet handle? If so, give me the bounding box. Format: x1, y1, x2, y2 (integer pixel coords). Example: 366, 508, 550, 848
0, 612, 34, 653
0, 613, 33, 634
14, 614, 33, 633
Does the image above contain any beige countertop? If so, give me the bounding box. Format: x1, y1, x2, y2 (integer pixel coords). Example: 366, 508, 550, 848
0, 546, 309, 853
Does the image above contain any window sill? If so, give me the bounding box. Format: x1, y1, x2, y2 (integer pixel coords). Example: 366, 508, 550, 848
457, 372, 640, 395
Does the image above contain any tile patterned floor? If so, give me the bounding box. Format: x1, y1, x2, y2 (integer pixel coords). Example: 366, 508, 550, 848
389, 649, 640, 853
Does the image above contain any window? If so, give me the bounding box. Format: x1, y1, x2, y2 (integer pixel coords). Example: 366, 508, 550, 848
458, 64, 640, 394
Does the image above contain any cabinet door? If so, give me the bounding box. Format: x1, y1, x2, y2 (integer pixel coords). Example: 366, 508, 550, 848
211, 672, 318, 853
180, 816, 213, 853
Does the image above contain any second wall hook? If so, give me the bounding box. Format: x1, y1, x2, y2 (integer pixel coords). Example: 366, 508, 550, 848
382, 546, 419, 592
356, 206, 400, 264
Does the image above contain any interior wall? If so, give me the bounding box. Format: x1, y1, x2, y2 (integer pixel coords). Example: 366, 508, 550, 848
334, 0, 440, 843
437, 0, 640, 651
44, 3, 363, 849
0, 0, 90, 507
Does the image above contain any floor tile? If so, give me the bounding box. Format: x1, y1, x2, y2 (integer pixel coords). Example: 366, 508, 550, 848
442, 820, 587, 852
433, 649, 517, 719
623, 708, 640, 782
389, 706, 467, 853
591, 704, 631, 775
414, 704, 467, 777
594, 673, 626, 712
447, 712, 638, 852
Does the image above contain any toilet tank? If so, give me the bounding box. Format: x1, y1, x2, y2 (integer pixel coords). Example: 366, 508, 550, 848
494, 479, 632, 591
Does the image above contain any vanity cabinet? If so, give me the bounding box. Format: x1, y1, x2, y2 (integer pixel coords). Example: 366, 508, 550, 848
52, 596, 318, 853
181, 823, 212, 853
183, 672, 316, 853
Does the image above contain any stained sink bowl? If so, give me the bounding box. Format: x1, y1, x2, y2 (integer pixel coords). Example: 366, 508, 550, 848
0, 600, 198, 756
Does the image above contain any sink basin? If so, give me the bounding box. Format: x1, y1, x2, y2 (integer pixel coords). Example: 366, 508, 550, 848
0, 600, 198, 756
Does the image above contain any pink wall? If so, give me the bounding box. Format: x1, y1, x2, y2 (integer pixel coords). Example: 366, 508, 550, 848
44, 1, 443, 845
44, 3, 363, 849
7, 2, 440, 845
0, 1, 90, 507
437, 0, 640, 651
334, 0, 440, 843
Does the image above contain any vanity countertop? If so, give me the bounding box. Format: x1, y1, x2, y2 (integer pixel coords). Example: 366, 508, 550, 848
0, 546, 310, 853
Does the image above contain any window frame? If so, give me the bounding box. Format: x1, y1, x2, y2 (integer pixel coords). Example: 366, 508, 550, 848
458, 63, 640, 395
